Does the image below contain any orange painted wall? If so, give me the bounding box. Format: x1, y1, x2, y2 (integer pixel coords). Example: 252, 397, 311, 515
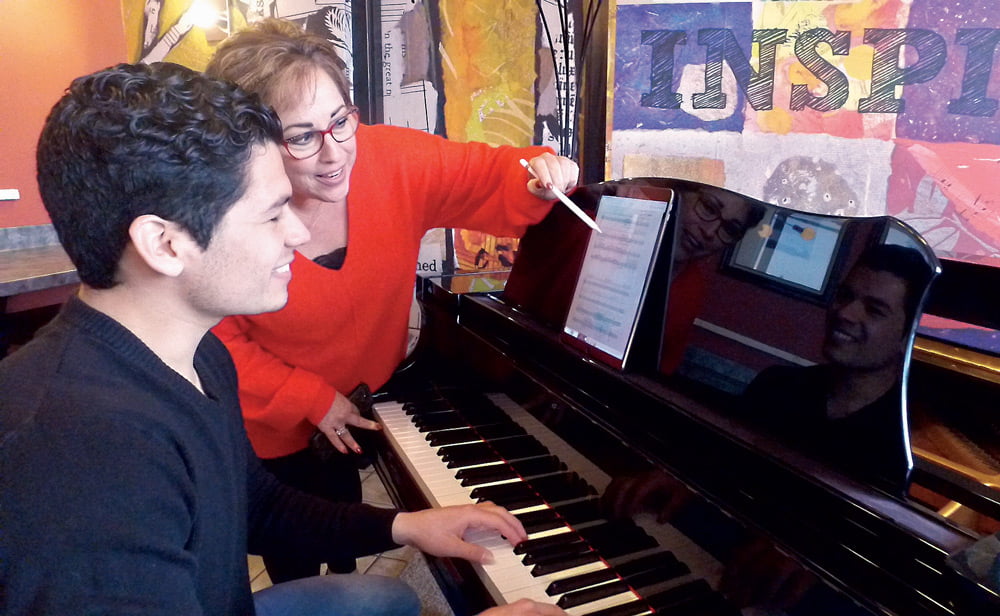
0, 0, 127, 228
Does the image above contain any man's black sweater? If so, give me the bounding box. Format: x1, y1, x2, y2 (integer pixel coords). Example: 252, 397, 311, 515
0, 297, 399, 615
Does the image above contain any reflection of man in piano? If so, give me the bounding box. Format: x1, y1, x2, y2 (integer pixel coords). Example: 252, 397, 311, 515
661, 186, 766, 374
741, 243, 933, 490
611, 244, 933, 611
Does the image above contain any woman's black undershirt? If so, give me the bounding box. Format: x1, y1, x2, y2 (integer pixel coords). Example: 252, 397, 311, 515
313, 246, 347, 270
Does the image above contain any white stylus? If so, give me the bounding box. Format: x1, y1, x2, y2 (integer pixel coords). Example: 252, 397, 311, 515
520, 159, 602, 233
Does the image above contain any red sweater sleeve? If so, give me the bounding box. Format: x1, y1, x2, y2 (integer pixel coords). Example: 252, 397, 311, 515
213, 314, 337, 432
361, 124, 556, 236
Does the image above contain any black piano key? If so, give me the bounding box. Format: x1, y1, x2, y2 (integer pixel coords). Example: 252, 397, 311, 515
596, 537, 660, 560
557, 580, 631, 609
450, 448, 552, 470
524, 547, 596, 570
415, 413, 468, 432
455, 464, 517, 487
514, 507, 559, 524
531, 551, 603, 576
515, 508, 566, 534
545, 567, 619, 595
426, 427, 480, 446
521, 538, 593, 566
471, 471, 585, 503
491, 435, 549, 460
510, 455, 566, 477
552, 498, 604, 525
448, 456, 500, 470
446, 452, 503, 469
440, 435, 545, 466
615, 551, 682, 578
577, 599, 652, 616
468, 478, 535, 501
623, 559, 690, 589
426, 421, 523, 446
443, 390, 495, 405
449, 404, 508, 424
644, 579, 714, 612
455, 462, 520, 487
590, 536, 656, 560
514, 530, 580, 555
520, 519, 567, 535
579, 520, 647, 544
474, 421, 525, 440
441, 391, 493, 408
457, 464, 518, 485
403, 399, 453, 414
529, 472, 596, 503
439, 442, 499, 464
458, 455, 565, 486
580, 523, 658, 558
474, 485, 544, 510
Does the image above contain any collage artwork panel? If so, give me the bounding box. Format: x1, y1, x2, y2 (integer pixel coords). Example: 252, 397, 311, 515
121, 1, 1000, 277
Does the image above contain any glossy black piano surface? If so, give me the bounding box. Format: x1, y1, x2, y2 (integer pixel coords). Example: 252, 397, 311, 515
374, 178, 1000, 616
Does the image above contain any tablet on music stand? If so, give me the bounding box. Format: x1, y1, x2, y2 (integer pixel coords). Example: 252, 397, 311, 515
561, 191, 674, 371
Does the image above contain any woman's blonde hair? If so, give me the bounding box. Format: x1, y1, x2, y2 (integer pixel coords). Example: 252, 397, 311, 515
206, 18, 353, 113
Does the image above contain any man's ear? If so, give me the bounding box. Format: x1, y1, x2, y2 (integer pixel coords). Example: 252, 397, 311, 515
128, 215, 199, 278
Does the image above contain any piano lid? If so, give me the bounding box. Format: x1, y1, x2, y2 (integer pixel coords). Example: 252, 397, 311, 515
406, 178, 1000, 613
505, 177, 940, 500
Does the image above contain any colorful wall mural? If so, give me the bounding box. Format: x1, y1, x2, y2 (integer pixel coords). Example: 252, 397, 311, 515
116, 1, 998, 266
383, 1, 594, 274
119, 1, 584, 276
611, 0, 1000, 262
121, 1, 354, 76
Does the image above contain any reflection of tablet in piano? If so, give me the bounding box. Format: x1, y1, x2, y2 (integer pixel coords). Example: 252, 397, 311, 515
561, 193, 674, 370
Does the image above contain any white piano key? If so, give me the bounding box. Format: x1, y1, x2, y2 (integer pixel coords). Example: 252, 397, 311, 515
474, 537, 613, 596
564, 591, 646, 616
374, 395, 731, 612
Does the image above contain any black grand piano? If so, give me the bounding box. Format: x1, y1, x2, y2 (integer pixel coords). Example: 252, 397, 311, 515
370, 178, 1000, 616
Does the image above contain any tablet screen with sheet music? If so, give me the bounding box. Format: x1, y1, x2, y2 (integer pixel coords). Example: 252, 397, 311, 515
562, 194, 673, 369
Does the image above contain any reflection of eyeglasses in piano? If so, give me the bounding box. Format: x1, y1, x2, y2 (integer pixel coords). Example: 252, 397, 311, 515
692, 197, 750, 245
282, 106, 360, 160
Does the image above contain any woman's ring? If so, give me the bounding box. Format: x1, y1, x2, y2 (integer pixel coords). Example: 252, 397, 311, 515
335, 427, 347, 436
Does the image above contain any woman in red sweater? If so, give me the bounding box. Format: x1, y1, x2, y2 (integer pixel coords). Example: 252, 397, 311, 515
207, 18, 578, 582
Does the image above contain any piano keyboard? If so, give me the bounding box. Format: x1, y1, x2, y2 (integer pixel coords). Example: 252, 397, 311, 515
374, 390, 743, 616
